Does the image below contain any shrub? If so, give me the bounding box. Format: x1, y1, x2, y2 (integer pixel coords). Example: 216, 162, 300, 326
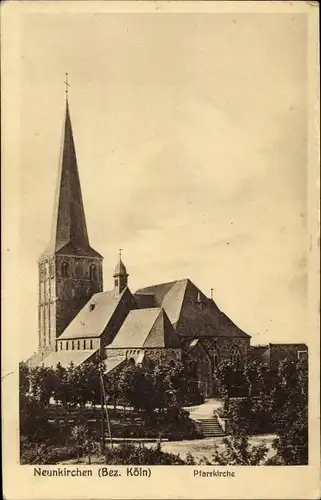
20, 441, 79, 465
103, 442, 186, 465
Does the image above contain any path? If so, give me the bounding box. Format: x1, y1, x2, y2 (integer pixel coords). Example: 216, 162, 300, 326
185, 398, 223, 421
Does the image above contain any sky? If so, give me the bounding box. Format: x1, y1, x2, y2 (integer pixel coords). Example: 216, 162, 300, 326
17, 11, 308, 359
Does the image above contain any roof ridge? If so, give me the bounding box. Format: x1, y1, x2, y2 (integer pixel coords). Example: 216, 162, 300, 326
142, 309, 163, 348
136, 277, 189, 291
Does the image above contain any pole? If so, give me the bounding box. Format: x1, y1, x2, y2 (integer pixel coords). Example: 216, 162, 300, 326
99, 354, 113, 449
99, 362, 105, 453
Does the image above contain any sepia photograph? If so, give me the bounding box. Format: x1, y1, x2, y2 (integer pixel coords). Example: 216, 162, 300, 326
2, 1, 319, 499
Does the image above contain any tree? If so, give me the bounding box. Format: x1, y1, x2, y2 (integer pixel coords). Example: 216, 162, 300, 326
71, 424, 91, 464
29, 365, 57, 407
269, 357, 308, 465
200, 432, 268, 466
118, 364, 155, 414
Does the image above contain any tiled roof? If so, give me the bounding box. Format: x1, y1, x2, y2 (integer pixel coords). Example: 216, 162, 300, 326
136, 278, 250, 339
109, 308, 181, 348
59, 288, 129, 339
104, 355, 127, 374
40, 349, 98, 368
269, 343, 308, 362
248, 345, 269, 363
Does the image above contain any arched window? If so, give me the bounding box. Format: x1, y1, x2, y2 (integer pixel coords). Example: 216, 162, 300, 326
90, 339, 93, 349
72, 341, 75, 351
39, 264, 45, 281
89, 264, 97, 280
66, 341, 69, 351
77, 340, 80, 350
61, 262, 69, 278
128, 358, 135, 366
83, 339, 86, 350
59, 342, 62, 351
213, 351, 219, 368
231, 347, 241, 368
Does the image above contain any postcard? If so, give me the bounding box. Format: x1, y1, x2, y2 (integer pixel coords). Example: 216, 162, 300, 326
1, 1, 320, 499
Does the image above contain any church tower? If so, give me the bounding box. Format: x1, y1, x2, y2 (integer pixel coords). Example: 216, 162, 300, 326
113, 250, 128, 295
38, 82, 103, 355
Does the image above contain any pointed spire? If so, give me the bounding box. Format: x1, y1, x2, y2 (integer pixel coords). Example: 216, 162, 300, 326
41, 87, 101, 258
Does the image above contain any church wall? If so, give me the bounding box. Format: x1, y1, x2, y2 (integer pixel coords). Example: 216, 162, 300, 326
57, 337, 100, 351
106, 347, 182, 365
201, 337, 250, 367
55, 254, 103, 338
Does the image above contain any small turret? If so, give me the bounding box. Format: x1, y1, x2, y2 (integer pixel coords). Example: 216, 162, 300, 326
113, 249, 128, 294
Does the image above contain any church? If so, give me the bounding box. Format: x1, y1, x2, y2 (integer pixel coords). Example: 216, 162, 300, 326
28, 91, 255, 397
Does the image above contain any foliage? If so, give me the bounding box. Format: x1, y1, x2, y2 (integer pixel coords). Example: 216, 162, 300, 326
20, 441, 79, 465
103, 442, 186, 465
270, 357, 308, 465
199, 432, 268, 466
213, 359, 247, 402
220, 356, 308, 465
70, 424, 92, 463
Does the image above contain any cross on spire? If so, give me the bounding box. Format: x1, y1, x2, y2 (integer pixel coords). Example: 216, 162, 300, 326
118, 248, 123, 260
64, 72, 70, 97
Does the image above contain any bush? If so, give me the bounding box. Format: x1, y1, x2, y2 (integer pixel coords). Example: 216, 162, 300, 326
103, 442, 186, 465
20, 441, 79, 465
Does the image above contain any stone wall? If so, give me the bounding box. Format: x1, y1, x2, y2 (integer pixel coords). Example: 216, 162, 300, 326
106, 347, 182, 366
201, 337, 250, 367
38, 253, 103, 353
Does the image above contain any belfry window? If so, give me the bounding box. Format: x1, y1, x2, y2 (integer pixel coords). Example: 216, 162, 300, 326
61, 262, 70, 278
90, 264, 97, 280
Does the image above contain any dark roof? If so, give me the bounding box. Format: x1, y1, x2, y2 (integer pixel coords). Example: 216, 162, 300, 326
113, 258, 128, 277
268, 343, 308, 362
248, 345, 269, 363
59, 287, 130, 339
248, 343, 308, 366
136, 278, 250, 339
109, 308, 181, 348
40, 99, 102, 259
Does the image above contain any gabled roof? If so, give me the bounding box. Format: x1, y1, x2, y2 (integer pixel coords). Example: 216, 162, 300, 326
135, 279, 188, 326
109, 307, 181, 349
40, 349, 98, 368
248, 345, 269, 363
40, 99, 102, 259
59, 287, 133, 339
136, 278, 250, 339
